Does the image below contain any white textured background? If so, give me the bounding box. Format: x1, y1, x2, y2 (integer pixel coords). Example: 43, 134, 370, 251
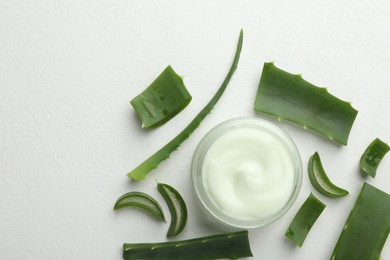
1, 1, 390, 259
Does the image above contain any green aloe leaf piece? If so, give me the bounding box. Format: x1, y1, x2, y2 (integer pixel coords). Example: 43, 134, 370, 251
123, 230, 253, 260
113, 191, 165, 222
360, 138, 390, 178
157, 183, 187, 237
285, 193, 326, 247
308, 152, 349, 198
127, 30, 244, 180
130, 65, 192, 129
331, 182, 390, 260
254, 62, 358, 145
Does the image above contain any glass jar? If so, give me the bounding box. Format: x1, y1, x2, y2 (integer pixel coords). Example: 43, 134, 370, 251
192, 117, 302, 228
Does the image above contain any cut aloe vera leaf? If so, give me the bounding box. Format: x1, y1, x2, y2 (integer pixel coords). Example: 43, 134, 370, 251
157, 183, 187, 237
254, 63, 358, 145
123, 230, 253, 260
308, 152, 349, 198
127, 30, 244, 180
285, 193, 326, 247
114, 191, 165, 222
360, 138, 389, 178
331, 182, 390, 260
130, 65, 192, 129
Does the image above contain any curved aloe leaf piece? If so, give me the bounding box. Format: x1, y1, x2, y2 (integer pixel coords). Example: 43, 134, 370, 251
285, 193, 326, 247
254, 63, 358, 145
123, 230, 253, 260
157, 183, 187, 237
127, 30, 244, 180
360, 138, 389, 178
114, 191, 166, 222
331, 182, 390, 260
308, 152, 349, 198
130, 65, 192, 129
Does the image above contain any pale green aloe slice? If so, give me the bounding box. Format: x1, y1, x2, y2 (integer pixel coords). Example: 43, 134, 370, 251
113, 191, 166, 221
127, 30, 244, 180
308, 152, 349, 198
157, 183, 187, 237
130, 65, 192, 129
254, 63, 358, 145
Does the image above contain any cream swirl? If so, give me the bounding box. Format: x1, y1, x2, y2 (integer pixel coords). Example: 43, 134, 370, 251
202, 127, 295, 220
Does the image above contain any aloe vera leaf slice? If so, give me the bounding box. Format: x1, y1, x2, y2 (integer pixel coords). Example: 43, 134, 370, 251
308, 152, 349, 198
127, 30, 244, 180
113, 191, 165, 221
331, 182, 390, 260
157, 183, 187, 237
130, 65, 192, 129
285, 193, 326, 247
254, 62, 358, 145
359, 138, 390, 178
123, 230, 253, 260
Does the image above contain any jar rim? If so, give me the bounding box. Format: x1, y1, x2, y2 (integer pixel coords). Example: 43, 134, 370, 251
191, 117, 303, 228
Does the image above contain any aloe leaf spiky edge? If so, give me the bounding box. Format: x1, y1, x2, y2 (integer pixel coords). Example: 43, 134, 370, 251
254, 62, 358, 145
123, 230, 253, 260
127, 30, 244, 180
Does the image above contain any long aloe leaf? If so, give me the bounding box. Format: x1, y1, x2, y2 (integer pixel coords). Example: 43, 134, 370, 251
331, 182, 390, 260
123, 230, 253, 260
127, 30, 244, 180
360, 138, 389, 178
254, 63, 358, 145
130, 65, 192, 129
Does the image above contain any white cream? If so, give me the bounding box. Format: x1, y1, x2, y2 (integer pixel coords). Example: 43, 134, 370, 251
202, 126, 295, 220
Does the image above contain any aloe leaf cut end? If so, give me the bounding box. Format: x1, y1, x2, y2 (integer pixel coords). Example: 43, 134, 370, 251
127, 30, 244, 181
130, 65, 192, 129
254, 62, 358, 145
359, 138, 390, 178
331, 182, 390, 260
